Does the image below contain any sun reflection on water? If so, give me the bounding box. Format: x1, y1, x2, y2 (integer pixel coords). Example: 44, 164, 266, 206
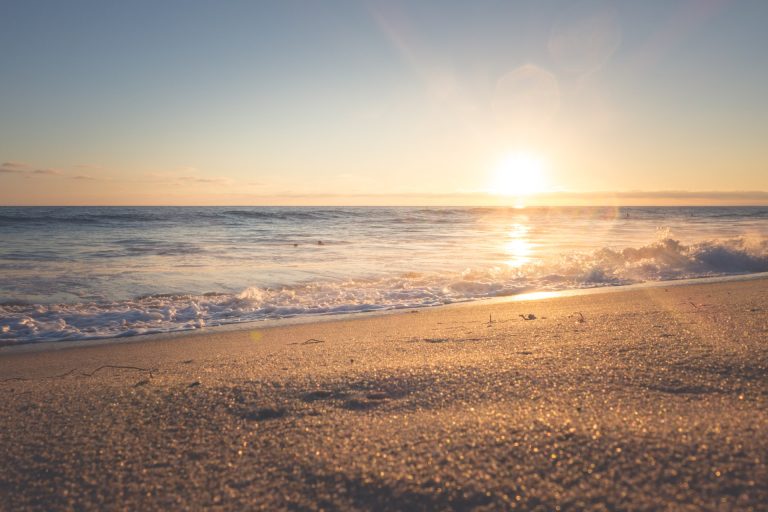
504, 222, 533, 268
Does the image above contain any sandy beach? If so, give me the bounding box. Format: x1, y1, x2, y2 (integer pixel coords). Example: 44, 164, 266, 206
1, 278, 766, 510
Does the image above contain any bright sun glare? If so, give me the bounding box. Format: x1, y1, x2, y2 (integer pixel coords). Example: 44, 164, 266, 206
488, 152, 549, 197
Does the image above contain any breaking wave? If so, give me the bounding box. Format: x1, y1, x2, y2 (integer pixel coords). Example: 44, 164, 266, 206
2, 236, 766, 344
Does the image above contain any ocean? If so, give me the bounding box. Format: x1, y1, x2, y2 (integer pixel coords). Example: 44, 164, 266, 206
1, 206, 767, 344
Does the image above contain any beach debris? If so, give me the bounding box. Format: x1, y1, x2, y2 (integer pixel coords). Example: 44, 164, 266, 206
188, 381, 201, 388
519, 313, 537, 321
1, 364, 157, 383
569, 312, 586, 323
317, 240, 324, 245
487, 313, 495, 326
288, 338, 326, 346
0, 376, 27, 383
420, 336, 480, 344
79, 364, 157, 378
133, 379, 150, 387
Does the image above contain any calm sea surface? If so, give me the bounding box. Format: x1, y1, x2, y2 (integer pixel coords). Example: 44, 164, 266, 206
1, 206, 767, 343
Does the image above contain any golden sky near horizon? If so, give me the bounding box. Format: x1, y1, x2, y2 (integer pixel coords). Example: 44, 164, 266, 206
1, 1, 767, 205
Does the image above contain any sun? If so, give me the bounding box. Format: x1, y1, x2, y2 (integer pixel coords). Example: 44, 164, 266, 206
488, 152, 549, 197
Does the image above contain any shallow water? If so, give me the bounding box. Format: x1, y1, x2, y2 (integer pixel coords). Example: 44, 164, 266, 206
1, 206, 766, 343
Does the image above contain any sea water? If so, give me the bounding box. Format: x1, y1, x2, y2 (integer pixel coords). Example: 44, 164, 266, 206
1, 206, 766, 343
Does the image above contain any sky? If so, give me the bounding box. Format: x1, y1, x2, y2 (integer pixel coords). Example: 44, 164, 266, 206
1, 0, 767, 205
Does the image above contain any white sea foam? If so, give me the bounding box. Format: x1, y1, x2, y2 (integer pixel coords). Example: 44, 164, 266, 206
2, 236, 766, 344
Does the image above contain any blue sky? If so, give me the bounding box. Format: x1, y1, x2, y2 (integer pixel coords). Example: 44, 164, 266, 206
1, 0, 767, 204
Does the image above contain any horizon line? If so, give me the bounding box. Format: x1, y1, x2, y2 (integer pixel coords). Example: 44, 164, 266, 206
2, 190, 768, 207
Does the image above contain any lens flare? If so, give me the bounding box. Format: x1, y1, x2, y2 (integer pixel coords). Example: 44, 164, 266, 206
488, 152, 549, 197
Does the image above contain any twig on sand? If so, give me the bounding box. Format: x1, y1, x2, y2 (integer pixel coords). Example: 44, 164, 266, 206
288, 338, 326, 346
1, 364, 156, 384
487, 313, 495, 326
519, 314, 537, 321
0, 376, 27, 383
569, 312, 586, 323
53, 368, 79, 378
79, 365, 156, 378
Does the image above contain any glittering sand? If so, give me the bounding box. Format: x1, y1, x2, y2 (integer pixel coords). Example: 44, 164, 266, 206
1, 279, 767, 510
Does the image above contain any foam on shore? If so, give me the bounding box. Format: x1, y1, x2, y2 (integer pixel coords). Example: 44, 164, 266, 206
2, 236, 767, 343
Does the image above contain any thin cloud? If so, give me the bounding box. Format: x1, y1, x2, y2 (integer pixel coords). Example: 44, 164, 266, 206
0, 161, 32, 173
71, 175, 97, 181
1, 161, 65, 176
543, 190, 768, 201
177, 175, 233, 185
32, 168, 64, 175
1, 161, 32, 170
141, 169, 233, 186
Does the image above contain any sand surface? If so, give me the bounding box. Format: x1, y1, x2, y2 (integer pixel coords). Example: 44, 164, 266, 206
1, 279, 767, 510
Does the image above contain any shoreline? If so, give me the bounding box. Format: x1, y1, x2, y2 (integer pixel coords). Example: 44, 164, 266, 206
1, 277, 766, 509
3, 270, 768, 355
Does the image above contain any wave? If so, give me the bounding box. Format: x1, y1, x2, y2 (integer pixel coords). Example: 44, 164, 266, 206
1, 236, 766, 344
223, 210, 328, 221
0, 211, 165, 225
0, 208, 347, 226
2, 206, 766, 228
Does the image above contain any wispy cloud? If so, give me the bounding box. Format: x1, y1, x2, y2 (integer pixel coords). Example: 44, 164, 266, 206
1, 161, 32, 170
540, 190, 768, 202
71, 175, 97, 181
32, 168, 64, 175
0, 161, 32, 173
142, 170, 234, 186
177, 175, 233, 185
1, 161, 67, 176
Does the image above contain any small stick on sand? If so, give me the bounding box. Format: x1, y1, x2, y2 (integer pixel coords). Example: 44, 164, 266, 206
0, 376, 27, 383
79, 365, 156, 378
53, 368, 79, 378
2, 365, 156, 382
288, 338, 326, 345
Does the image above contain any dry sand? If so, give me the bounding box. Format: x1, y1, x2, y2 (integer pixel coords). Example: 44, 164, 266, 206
1, 279, 767, 511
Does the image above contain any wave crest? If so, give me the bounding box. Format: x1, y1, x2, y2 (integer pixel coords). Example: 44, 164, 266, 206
1, 237, 766, 344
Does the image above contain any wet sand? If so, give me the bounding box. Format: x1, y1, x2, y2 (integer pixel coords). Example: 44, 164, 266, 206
1, 279, 767, 510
